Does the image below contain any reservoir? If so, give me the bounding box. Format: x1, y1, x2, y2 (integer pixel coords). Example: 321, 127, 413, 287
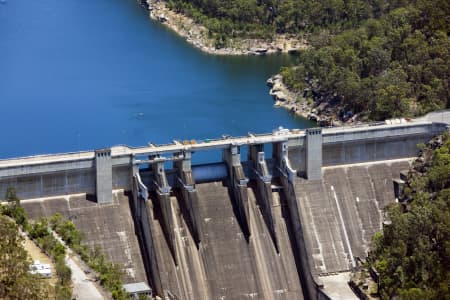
0, 0, 311, 159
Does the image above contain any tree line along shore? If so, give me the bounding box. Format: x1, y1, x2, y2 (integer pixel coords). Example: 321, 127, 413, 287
147, 0, 449, 125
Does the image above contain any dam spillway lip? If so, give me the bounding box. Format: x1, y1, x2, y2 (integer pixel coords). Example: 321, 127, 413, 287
0, 131, 296, 168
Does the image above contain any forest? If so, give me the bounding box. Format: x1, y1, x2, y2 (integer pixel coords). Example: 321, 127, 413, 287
165, 0, 449, 120
370, 134, 450, 298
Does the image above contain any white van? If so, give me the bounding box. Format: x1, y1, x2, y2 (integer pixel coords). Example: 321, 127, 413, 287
30, 260, 52, 278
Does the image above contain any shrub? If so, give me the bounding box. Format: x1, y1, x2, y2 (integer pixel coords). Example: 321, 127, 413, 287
55, 257, 71, 286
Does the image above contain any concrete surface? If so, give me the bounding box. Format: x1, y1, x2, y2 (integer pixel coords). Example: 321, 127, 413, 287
1, 115, 445, 170
319, 273, 358, 300
3, 114, 447, 300
295, 159, 411, 276
22, 190, 147, 284
95, 149, 113, 204
140, 181, 305, 299
417, 110, 450, 124
306, 128, 323, 179
17, 157, 412, 299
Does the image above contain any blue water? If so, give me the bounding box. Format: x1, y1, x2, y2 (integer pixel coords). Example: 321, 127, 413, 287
0, 0, 311, 159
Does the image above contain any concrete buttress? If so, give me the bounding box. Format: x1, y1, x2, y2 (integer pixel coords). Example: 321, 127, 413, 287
132, 173, 164, 295
173, 151, 202, 246
151, 160, 177, 266
223, 145, 250, 238
306, 128, 323, 180
249, 144, 279, 253
273, 141, 319, 300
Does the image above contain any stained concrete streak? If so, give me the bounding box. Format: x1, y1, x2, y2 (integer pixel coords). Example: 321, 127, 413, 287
295, 160, 411, 298
297, 160, 411, 276
330, 185, 356, 268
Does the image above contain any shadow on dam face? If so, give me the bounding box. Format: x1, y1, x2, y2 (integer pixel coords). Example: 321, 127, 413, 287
138, 178, 305, 300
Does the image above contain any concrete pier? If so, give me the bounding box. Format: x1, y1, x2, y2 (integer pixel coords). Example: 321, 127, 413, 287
306, 128, 323, 180
223, 145, 250, 237
95, 149, 112, 204
173, 151, 202, 246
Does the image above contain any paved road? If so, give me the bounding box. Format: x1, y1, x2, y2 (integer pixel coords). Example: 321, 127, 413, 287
66, 254, 104, 300
50, 231, 104, 300
422, 110, 450, 124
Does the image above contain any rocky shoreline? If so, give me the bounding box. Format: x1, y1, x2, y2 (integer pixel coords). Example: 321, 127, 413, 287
146, 0, 308, 56
267, 74, 309, 117
267, 74, 346, 126
143, 1, 345, 125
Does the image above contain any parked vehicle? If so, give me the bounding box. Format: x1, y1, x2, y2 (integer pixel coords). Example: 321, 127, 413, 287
30, 260, 51, 278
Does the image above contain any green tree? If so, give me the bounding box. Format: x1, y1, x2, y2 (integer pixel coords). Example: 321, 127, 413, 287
5, 186, 19, 205
370, 135, 450, 298
0, 215, 49, 299
55, 258, 72, 286
3, 187, 28, 228
373, 84, 411, 119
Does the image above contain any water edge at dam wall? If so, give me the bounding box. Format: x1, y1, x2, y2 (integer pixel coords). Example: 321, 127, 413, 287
0, 120, 446, 201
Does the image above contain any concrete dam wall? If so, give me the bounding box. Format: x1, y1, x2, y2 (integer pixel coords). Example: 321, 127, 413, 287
0, 115, 448, 299
0, 119, 446, 201
128, 143, 417, 299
